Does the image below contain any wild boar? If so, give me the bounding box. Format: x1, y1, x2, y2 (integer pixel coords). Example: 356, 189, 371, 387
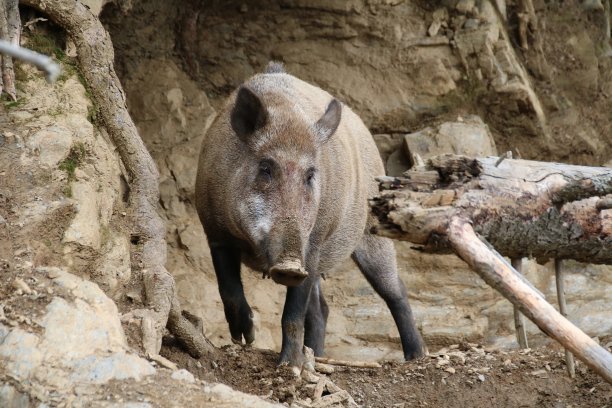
195, 62, 425, 370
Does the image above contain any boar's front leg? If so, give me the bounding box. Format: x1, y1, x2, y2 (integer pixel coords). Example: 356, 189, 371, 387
210, 244, 255, 345
278, 268, 319, 371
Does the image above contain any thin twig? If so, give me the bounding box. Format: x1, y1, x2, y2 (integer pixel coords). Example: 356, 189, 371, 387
495, 151, 512, 167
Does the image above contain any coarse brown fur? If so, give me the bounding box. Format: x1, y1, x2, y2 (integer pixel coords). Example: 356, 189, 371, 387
195, 64, 424, 367
196, 70, 378, 272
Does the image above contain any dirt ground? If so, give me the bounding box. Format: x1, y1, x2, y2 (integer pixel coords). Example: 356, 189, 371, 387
160, 336, 612, 408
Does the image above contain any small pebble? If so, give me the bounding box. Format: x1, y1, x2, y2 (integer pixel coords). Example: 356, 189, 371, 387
315, 362, 335, 374
13, 277, 32, 294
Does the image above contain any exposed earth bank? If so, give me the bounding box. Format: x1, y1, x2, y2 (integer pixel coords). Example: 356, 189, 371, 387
0, 0, 611, 406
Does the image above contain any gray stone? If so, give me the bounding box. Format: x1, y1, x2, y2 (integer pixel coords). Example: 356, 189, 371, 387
455, 0, 475, 14
463, 18, 480, 30
428, 20, 442, 37
0, 269, 155, 392
69, 352, 156, 383
0, 384, 30, 408
25, 126, 73, 168
372, 134, 404, 164
9, 110, 34, 122
93, 234, 131, 299
202, 383, 281, 407
385, 149, 412, 177
171, 369, 195, 383
0, 323, 8, 342
403, 116, 497, 166
0, 327, 43, 380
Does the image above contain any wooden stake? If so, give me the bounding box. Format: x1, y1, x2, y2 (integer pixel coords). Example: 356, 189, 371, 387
448, 217, 612, 384
555, 259, 576, 378
511, 258, 529, 349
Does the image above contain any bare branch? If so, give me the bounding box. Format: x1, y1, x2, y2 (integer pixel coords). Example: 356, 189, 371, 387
0, 39, 61, 82
448, 217, 612, 384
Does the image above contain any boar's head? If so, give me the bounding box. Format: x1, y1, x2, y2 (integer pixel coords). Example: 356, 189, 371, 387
230, 86, 341, 286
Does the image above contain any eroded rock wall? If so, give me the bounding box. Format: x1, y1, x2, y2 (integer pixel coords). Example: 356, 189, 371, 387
0, 55, 279, 408
101, 0, 612, 360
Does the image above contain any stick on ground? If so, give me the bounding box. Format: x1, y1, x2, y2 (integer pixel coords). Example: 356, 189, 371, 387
315, 357, 382, 369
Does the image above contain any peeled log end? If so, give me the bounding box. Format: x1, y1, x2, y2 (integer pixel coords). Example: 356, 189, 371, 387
270, 259, 308, 287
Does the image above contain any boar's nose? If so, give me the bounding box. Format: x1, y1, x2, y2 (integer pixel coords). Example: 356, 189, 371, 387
269, 259, 308, 287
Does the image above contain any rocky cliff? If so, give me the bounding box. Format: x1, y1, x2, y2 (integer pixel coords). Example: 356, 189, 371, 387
1, 0, 611, 405
102, 0, 612, 359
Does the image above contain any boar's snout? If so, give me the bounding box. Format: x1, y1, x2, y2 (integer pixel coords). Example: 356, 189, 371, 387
269, 259, 308, 287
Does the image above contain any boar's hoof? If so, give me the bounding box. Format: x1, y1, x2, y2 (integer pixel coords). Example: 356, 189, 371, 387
269, 259, 308, 287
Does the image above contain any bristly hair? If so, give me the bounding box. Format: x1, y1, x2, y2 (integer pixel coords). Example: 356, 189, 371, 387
264, 61, 286, 74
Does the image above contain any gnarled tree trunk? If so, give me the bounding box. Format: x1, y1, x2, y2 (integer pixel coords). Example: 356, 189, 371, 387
19, 0, 213, 359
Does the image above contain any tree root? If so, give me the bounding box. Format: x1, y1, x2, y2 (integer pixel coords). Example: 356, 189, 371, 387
21, 0, 214, 359
0, 0, 19, 100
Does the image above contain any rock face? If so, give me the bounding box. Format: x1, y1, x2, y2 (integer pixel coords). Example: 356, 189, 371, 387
0, 270, 156, 389
404, 115, 497, 165
100, 0, 612, 361
3, 1, 612, 405
0, 58, 280, 407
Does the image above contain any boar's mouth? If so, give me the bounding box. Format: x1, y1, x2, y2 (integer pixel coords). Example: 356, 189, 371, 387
269, 259, 308, 287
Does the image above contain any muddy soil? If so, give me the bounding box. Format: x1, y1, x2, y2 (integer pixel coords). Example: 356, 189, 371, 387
161, 338, 611, 408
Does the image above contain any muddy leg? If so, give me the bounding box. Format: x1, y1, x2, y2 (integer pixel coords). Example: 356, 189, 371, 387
351, 234, 425, 360
279, 274, 314, 368
210, 244, 255, 345
304, 279, 329, 356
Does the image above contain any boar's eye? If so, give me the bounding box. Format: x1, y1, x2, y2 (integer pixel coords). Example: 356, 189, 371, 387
258, 159, 273, 181
305, 167, 316, 186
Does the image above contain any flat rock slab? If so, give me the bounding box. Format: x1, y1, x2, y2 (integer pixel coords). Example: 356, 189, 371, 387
403, 116, 497, 166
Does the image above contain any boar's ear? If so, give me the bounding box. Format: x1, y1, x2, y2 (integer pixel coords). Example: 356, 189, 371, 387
231, 87, 268, 142
314, 99, 342, 144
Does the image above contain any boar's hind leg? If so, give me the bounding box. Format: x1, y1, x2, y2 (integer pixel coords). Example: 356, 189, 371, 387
210, 244, 255, 345
304, 279, 329, 356
351, 234, 425, 360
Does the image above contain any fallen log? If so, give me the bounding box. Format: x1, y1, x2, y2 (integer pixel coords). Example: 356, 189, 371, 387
370, 154, 612, 383
371, 154, 612, 264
